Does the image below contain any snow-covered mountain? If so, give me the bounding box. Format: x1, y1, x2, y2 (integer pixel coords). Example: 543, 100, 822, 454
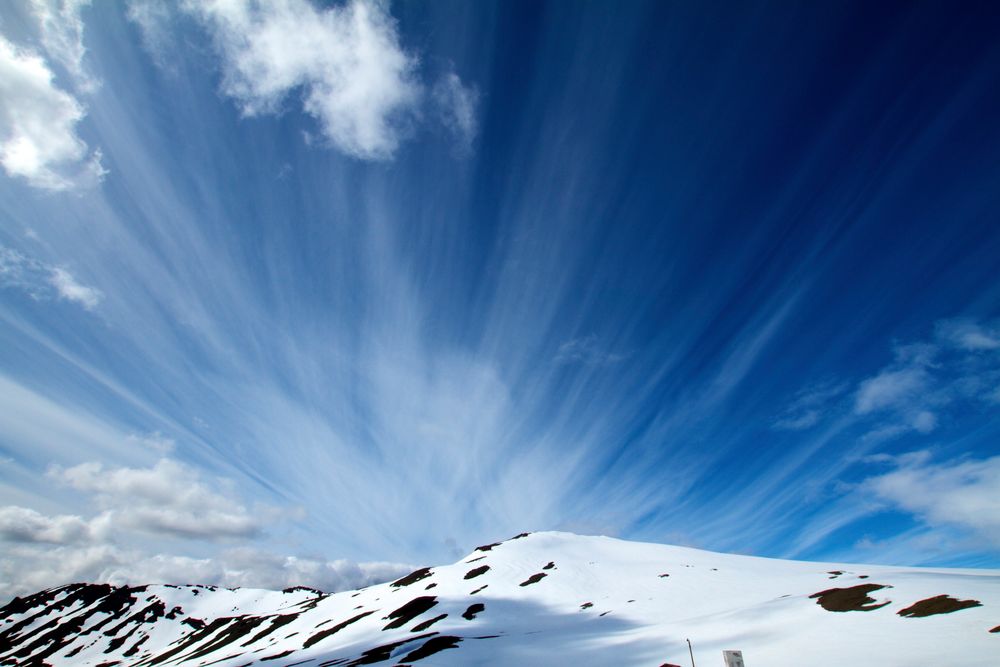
2, 531, 997, 666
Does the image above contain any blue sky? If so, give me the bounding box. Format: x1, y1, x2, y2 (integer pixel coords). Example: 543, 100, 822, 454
1, 0, 999, 598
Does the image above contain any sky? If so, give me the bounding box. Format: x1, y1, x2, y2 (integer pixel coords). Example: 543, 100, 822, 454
1, 0, 999, 601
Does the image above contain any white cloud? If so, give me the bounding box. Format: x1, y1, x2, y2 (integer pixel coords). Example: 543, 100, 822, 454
772, 409, 819, 431
0, 35, 104, 189
863, 453, 1000, 547
911, 410, 936, 434
48, 266, 102, 308
0, 244, 102, 309
126, 432, 176, 455
433, 71, 478, 152
0, 246, 43, 298
0, 505, 95, 544
772, 381, 847, 431
183, 0, 422, 160
198, 547, 412, 592
855, 367, 927, 414
52, 459, 267, 540
0, 540, 412, 600
28, 0, 94, 88
0, 458, 416, 599
936, 318, 1000, 351
847, 318, 1000, 444
555, 335, 627, 366
126, 0, 180, 71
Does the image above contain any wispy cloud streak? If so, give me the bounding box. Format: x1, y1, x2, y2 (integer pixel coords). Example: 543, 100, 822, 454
1, 0, 1000, 598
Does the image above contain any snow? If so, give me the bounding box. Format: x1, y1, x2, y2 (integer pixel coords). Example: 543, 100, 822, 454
1, 531, 997, 665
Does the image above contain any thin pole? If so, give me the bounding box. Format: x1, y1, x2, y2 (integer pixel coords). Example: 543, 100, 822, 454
687, 638, 696, 667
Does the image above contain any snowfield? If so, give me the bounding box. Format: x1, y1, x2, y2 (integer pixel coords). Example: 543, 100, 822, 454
1, 531, 997, 666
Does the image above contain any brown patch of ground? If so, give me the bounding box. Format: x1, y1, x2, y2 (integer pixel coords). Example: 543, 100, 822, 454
809, 584, 891, 612
411, 614, 447, 632
382, 597, 438, 630
399, 635, 462, 662
542, 562, 555, 570
177, 616, 271, 662
142, 617, 244, 665
519, 573, 547, 587
261, 649, 295, 661
989, 625, 999, 633
475, 542, 502, 552
241, 614, 299, 647
897, 595, 982, 618
123, 635, 148, 658
470, 585, 488, 595
303, 611, 374, 649
391, 568, 432, 588
462, 603, 485, 620
658, 573, 669, 578
464, 565, 490, 580
344, 632, 436, 665
511, 532, 531, 539
580, 602, 593, 610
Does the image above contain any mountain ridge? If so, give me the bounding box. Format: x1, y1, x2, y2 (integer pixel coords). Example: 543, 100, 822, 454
2, 531, 998, 666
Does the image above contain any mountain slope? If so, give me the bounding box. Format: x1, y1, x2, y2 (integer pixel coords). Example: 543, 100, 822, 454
2, 532, 998, 666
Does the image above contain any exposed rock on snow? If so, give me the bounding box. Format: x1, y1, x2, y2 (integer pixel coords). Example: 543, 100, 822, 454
808, 583, 892, 612
897, 594, 982, 617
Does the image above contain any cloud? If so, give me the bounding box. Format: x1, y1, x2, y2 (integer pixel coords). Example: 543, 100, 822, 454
0, 35, 104, 189
51, 459, 270, 540
28, 0, 95, 88
772, 381, 847, 431
0, 540, 412, 600
125, 0, 175, 68
49, 267, 102, 308
854, 367, 928, 414
555, 335, 627, 366
183, 0, 422, 160
911, 410, 936, 433
936, 318, 1000, 351
0, 244, 102, 309
0, 456, 417, 599
433, 71, 478, 152
0, 505, 96, 544
862, 453, 1000, 547
191, 547, 412, 593
847, 318, 1000, 444
772, 410, 819, 431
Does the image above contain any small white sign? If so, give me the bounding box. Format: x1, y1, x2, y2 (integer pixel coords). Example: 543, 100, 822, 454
723, 650, 745, 667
